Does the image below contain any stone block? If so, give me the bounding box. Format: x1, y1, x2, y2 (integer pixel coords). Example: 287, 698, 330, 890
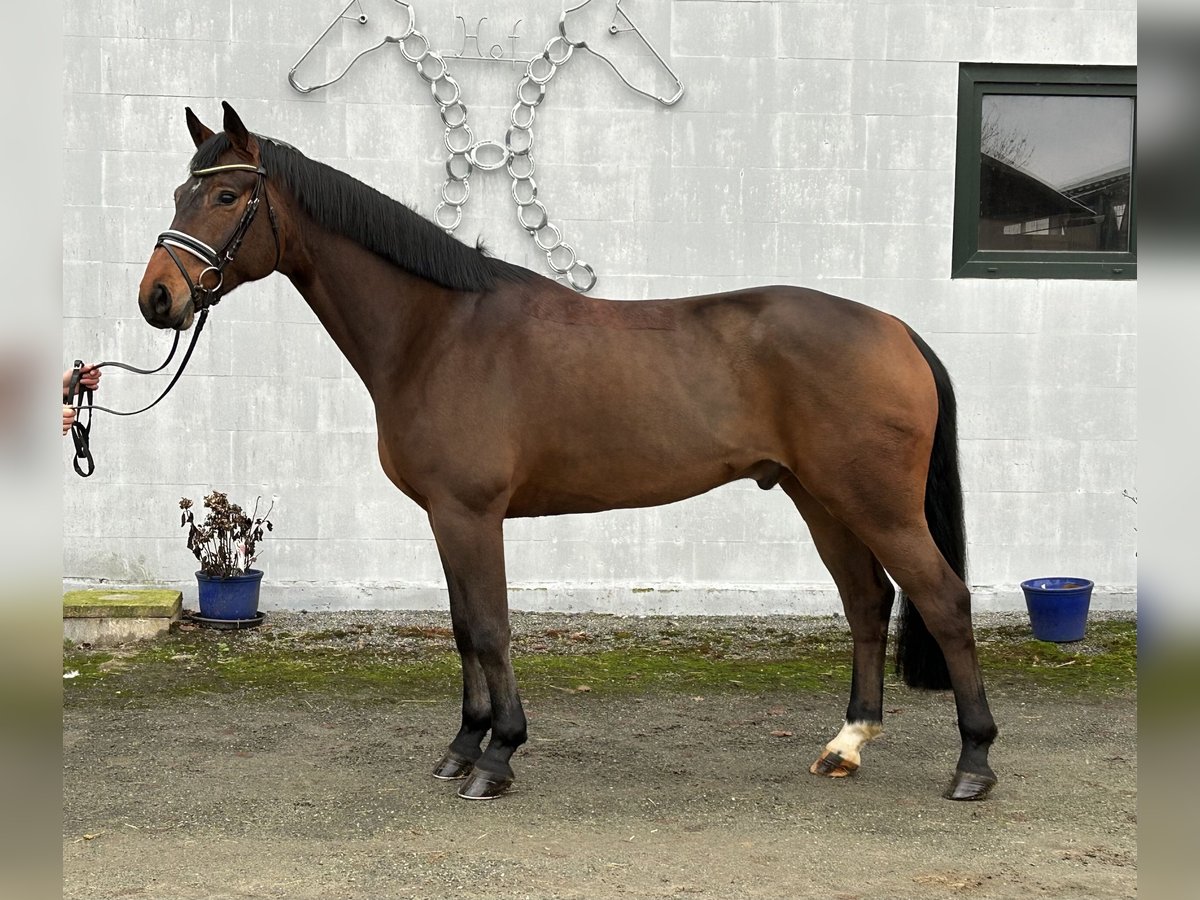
63, 588, 182, 646
63, 588, 182, 618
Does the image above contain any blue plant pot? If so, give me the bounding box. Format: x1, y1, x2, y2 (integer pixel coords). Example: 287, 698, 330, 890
1020, 577, 1094, 642
196, 569, 263, 620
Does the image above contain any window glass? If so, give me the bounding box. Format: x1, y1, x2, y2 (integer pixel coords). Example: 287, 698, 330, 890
978, 95, 1134, 254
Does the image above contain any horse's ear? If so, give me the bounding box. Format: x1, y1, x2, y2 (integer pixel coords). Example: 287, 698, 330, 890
185, 107, 214, 148
221, 101, 252, 153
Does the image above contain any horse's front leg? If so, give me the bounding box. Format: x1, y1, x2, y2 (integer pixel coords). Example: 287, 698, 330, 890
428, 504, 527, 800
431, 553, 492, 781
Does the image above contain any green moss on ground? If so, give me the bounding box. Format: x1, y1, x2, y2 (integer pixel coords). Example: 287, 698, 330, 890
976, 619, 1137, 692
62, 618, 1136, 708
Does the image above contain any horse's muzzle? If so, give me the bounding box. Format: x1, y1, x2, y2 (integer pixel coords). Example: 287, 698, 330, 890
138, 282, 193, 331
148, 282, 172, 321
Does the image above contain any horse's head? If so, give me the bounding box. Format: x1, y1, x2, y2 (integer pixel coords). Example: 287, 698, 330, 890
560, 0, 684, 106
288, 0, 416, 94
138, 103, 282, 330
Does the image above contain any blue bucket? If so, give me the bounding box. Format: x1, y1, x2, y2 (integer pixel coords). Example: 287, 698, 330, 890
196, 569, 263, 620
1020, 577, 1093, 642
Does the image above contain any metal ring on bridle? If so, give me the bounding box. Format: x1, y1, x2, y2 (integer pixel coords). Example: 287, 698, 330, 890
197, 265, 223, 293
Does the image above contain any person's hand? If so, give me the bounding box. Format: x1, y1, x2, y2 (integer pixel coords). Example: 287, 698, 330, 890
62, 364, 101, 399
79, 365, 101, 391
62, 405, 75, 436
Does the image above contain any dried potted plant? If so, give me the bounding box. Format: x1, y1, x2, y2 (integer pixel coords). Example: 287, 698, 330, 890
180, 491, 275, 622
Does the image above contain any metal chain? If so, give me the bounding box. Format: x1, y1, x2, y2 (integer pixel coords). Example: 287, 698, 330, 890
398, 16, 597, 292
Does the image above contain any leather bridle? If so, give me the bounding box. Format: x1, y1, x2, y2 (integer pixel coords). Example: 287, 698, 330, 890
67, 161, 281, 477
156, 161, 281, 313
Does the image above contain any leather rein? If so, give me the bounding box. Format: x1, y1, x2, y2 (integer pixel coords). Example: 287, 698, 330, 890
67, 162, 280, 477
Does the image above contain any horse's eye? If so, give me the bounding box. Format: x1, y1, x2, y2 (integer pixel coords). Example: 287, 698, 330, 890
217, 191, 238, 205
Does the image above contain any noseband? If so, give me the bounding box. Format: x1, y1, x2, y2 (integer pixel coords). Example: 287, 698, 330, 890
155, 162, 281, 313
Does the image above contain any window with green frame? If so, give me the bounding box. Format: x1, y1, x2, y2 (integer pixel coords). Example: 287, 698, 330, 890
952, 64, 1136, 279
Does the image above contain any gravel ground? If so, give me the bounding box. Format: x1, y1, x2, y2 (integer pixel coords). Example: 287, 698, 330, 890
63, 608, 1137, 899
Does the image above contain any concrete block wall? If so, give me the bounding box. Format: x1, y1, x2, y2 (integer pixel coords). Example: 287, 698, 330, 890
62, 0, 1138, 613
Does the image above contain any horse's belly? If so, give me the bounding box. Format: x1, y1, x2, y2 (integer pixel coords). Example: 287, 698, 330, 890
505, 455, 779, 518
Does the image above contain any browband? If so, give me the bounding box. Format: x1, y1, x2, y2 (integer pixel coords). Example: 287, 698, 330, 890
191, 163, 267, 177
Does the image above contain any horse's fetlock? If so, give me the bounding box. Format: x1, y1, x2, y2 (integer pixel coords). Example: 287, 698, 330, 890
491, 717, 527, 750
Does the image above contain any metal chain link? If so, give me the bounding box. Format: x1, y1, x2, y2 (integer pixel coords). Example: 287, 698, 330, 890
397, 15, 596, 292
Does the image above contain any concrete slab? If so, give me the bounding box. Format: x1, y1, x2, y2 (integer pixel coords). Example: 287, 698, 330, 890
63, 589, 182, 646
63, 589, 182, 619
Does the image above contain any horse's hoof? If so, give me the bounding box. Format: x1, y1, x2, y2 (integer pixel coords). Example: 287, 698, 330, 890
457, 769, 514, 801
432, 751, 476, 781
943, 769, 997, 801
809, 750, 859, 778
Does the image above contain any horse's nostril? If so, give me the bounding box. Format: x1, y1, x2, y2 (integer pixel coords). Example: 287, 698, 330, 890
152, 283, 172, 318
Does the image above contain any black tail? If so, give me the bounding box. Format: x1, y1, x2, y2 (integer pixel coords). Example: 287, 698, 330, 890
894, 329, 965, 690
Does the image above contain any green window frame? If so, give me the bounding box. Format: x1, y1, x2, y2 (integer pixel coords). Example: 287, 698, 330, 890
952, 64, 1136, 280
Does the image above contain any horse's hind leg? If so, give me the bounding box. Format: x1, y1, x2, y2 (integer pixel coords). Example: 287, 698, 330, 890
427, 503, 527, 800
782, 476, 894, 778
799, 460, 998, 799
867, 525, 997, 799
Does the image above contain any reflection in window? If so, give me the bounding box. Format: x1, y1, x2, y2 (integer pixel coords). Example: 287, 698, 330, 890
978, 95, 1134, 253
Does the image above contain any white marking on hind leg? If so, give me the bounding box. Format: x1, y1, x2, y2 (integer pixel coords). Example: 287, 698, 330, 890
823, 720, 883, 769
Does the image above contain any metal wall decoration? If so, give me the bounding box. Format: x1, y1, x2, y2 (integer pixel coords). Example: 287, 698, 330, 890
445, 16, 532, 65
287, 1, 685, 292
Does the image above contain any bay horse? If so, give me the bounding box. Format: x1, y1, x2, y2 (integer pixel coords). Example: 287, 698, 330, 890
138, 103, 998, 802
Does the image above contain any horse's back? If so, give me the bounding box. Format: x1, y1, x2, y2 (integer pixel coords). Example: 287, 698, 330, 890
499, 282, 928, 437
516, 282, 899, 359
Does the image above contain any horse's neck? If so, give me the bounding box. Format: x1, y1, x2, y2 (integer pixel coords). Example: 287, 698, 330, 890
283, 227, 461, 396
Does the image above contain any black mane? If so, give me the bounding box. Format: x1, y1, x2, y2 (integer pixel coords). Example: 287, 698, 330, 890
189, 133, 539, 293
